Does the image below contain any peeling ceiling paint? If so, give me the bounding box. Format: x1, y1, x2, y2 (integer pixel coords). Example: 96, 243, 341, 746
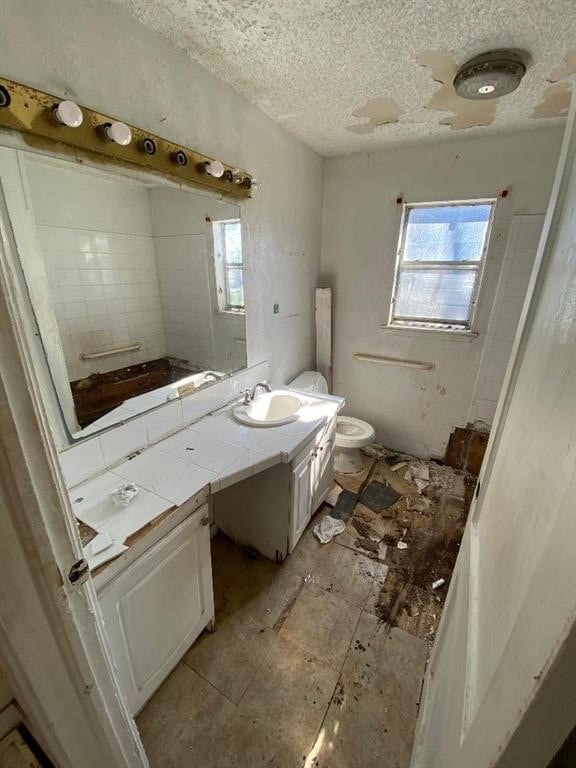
347, 97, 402, 134
532, 52, 576, 118
548, 50, 576, 83
417, 51, 498, 130
112, 0, 576, 155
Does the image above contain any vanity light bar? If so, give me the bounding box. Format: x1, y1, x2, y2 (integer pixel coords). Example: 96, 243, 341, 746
0, 78, 253, 199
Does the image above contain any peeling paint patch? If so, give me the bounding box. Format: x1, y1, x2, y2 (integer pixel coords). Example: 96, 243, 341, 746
417, 50, 497, 130
531, 52, 576, 118
547, 50, 576, 83
532, 82, 572, 119
347, 97, 402, 134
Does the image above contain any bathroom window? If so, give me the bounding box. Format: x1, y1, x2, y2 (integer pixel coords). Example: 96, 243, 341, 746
212, 219, 244, 313
389, 200, 495, 332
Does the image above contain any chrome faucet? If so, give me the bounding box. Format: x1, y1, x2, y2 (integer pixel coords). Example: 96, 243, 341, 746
242, 381, 271, 405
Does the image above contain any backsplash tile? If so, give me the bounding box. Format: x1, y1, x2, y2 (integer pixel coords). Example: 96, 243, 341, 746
145, 399, 184, 444
59, 437, 105, 487
59, 360, 271, 488
99, 417, 147, 467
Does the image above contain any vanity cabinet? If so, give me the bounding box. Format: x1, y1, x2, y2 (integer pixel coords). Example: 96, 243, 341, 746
98, 503, 214, 715
213, 418, 336, 562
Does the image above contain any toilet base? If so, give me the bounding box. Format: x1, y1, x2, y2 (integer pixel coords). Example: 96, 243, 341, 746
334, 445, 364, 474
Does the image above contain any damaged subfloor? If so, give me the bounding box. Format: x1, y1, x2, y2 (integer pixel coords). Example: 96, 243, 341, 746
138, 445, 473, 768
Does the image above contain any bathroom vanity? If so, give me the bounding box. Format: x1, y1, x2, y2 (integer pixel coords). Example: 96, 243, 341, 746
73, 386, 342, 714
0, 128, 343, 718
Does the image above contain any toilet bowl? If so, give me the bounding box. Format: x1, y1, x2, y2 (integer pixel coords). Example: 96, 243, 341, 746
334, 416, 375, 474
288, 371, 375, 474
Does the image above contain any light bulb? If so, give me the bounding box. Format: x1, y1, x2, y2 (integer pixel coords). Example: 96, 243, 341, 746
53, 100, 83, 128
478, 84, 496, 95
204, 160, 225, 178
102, 121, 132, 146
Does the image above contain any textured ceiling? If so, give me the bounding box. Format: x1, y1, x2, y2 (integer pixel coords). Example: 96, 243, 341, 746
113, 0, 576, 155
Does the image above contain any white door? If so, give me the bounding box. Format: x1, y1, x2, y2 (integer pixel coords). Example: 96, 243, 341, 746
290, 452, 312, 551
99, 507, 213, 714
412, 111, 576, 768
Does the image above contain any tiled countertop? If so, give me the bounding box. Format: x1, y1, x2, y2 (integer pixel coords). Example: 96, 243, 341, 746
70, 388, 344, 570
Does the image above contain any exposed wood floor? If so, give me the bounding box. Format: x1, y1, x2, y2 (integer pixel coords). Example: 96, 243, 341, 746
138, 447, 471, 767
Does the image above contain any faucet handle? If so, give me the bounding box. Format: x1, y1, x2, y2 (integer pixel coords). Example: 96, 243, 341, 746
242, 389, 251, 405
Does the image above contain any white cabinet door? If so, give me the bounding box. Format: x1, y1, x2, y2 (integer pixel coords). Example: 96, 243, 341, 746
98, 504, 213, 715
289, 452, 312, 552
312, 436, 335, 512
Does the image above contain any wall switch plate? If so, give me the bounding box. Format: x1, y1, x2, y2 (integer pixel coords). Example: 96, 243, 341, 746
273, 303, 279, 314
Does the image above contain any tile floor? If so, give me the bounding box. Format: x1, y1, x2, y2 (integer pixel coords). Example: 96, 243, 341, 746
137, 523, 429, 768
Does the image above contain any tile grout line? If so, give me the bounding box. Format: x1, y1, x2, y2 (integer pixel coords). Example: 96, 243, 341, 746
303, 606, 366, 764
180, 658, 240, 707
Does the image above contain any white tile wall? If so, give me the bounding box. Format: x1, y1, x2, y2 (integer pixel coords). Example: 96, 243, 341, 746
39, 227, 167, 381
471, 215, 544, 426
155, 234, 214, 369
58, 361, 271, 488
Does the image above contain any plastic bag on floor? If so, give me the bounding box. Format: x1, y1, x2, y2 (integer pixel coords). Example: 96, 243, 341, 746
313, 515, 346, 544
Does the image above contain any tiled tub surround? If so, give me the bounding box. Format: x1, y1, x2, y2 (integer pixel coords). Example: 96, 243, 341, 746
61, 366, 343, 571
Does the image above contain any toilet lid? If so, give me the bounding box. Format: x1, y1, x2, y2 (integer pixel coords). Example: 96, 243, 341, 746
335, 416, 375, 448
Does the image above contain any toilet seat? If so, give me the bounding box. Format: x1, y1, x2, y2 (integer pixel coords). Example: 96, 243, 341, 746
335, 416, 375, 448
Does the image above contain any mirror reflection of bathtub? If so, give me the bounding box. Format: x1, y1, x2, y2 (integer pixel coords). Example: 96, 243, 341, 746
1, 149, 247, 440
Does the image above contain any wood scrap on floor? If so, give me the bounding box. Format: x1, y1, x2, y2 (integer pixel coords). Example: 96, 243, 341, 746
333, 443, 475, 646
334, 453, 376, 494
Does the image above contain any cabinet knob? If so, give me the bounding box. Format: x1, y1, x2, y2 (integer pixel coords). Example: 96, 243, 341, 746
201, 515, 210, 526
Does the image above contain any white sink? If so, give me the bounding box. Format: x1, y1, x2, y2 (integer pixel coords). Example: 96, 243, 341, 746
232, 392, 304, 427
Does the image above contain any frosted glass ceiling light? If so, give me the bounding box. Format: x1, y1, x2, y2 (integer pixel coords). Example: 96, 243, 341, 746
53, 100, 83, 128
102, 121, 132, 145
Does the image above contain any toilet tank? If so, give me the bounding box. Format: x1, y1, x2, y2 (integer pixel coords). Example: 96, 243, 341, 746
289, 371, 328, 394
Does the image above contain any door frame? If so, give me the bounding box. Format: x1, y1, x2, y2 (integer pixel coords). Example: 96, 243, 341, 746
0, 185, 148, 767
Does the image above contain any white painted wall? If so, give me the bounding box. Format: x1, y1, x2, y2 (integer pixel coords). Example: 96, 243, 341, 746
412, 100, 576, 768
0, 0, 323, 395
468, 214, 544, 426
321, 128, 563, 456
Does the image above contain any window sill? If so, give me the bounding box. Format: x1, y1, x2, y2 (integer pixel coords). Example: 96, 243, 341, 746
380, 323, 479, 341
215, 309, 245, 318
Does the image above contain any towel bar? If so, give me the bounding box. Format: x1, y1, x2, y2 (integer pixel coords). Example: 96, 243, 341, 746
353, 352, 435, 371
79, 343, 142, 361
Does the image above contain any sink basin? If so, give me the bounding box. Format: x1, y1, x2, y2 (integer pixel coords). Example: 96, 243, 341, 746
233, 392, 304, 427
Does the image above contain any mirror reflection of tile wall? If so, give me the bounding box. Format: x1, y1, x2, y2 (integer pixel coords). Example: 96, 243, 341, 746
18, 153, 247, 434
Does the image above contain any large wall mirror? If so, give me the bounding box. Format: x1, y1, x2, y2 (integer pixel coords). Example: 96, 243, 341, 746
1, 148, 247, 440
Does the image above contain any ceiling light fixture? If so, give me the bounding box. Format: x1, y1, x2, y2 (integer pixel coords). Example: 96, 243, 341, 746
454, 49, 529, 100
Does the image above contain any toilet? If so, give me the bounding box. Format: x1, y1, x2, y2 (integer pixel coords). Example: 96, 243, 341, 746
289, 371, 376, 474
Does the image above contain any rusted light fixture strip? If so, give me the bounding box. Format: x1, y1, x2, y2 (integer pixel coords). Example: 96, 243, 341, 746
0, 77, 253, 199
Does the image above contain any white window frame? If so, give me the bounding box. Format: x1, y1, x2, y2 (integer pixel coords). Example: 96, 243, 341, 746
211, 218, 245, 315
388, 199, 496, 333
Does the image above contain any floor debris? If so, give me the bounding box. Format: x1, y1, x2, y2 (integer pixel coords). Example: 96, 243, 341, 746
330, 489, 359, 522
313, 515, 346, 544
359, 481, 401, 512
324, 483, 343, 507
318, 442, 474, 646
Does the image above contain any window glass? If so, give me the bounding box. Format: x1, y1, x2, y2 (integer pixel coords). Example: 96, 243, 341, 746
390, 201, 494, 330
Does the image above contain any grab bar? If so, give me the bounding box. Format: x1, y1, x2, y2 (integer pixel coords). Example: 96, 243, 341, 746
353, 352, 435, 371
79, 343, 142, 361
